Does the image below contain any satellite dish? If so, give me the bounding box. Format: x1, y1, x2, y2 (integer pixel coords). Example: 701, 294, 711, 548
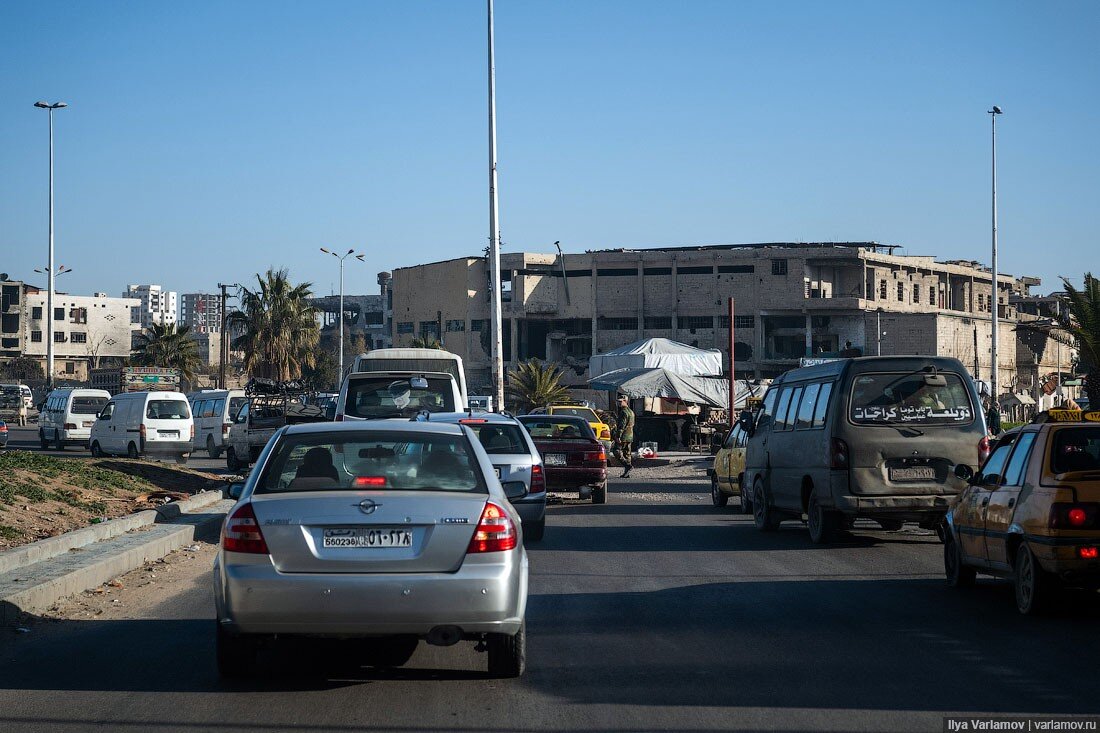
0, 273, 8, 281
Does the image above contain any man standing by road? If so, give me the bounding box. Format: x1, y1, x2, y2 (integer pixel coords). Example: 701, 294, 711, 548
614, 395, 635, 478
17, 399, 28, 427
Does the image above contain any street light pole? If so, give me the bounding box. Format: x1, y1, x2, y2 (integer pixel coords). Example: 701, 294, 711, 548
487, 0, 505, 412
34, 101, 67, 389
989, 105, 1003, 409
320, 248, 365, 385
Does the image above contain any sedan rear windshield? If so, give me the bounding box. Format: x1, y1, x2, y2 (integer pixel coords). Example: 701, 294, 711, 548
849, 372, 974, 426
146, 400, 190, 419
519, 417, 597, 441
256, 431, 487, 494
460, 423, 529, 455
344, 376, 456, 418
551, 407, 598, 422
71, 396, 108, 414
1050, 427, 1100, 474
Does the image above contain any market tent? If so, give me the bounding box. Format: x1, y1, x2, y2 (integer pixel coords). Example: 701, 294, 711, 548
588, 338, 722, 379
589, 367, 767, 409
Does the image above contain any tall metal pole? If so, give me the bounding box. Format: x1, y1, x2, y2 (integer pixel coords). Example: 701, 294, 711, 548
338, 256, 345, 379
217, 283, 229, 389
487, 0, 504, 411
46, 107, 56, 389
876, 309, 882, 356
989, 106, 1002, 410
728, 298, 736, 419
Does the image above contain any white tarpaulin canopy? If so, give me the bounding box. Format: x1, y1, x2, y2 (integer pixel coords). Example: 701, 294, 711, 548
588, 367, 767, 409
588, 338, 722, 379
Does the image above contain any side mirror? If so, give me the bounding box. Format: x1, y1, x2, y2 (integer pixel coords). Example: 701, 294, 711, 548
99, 413, 111, 421
737, 410, 755, 436
953, 464, 974, 482
226, 482, 245, 500
501, 480, 527, 501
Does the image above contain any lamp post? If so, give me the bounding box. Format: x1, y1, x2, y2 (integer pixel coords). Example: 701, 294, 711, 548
876, 307, 884, 356
989, 105, 1003, 409
319, 247, 365, 382
34, 101, 68, 389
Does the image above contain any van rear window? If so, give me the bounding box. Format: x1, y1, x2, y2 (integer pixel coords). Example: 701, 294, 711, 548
147, 400, 190, 420
71, 397, 107, 414
850, 372, 974, 425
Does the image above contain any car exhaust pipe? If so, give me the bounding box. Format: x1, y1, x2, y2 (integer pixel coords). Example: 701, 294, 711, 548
427, 625, 463, 647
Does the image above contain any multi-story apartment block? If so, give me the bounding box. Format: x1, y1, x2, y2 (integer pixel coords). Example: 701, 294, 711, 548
123, 284, 177, 329
391, 242, 1036, 398
180, 292, 223, 334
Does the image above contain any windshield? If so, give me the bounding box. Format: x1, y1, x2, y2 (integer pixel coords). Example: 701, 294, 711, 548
256, 431, 486, 493
849, 372, 974, 426
228, 397, 248, 418
460, 423, 529, 454
551, 407, 599, 422
1050, 427, 1100, 474
519, 417, 597, 441
344, 376, 456, 418
146, 400, 190, 420
72, 396, 108, 415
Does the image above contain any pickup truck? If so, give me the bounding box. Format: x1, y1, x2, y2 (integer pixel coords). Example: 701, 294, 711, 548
225, 383, 330, 472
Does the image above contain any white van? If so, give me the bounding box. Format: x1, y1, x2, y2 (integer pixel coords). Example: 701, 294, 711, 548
89, 391, 194, 462
351, 348, 468, 404
0, 384, 33, 409
39, 387, 112, 450
187, 389, 247, 458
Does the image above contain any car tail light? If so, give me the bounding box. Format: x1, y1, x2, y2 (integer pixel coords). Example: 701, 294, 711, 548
353, 476, 387, 487
0, 424, 7, 433
529, 464, 545, 494
335, 414, 344, 422
64, 422, 77, 430
978, 435, 991, 465
584, 445, 606, 463
1079, 546, 1099, 560
190, 424, 195, 440
222, 422, 231, 436
140, 424, 146, 440
459, 418, 488, 424
222, 502, 269, 554
1049, 503, 1100, 529
467, 501, 517, 553
829, 438, 849, 470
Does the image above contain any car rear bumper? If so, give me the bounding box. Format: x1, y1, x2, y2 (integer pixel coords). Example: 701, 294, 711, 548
1031, 541, 1100, 585
545, 466, 607, 489
834, 492, 953, 519
511, 495, 546, 524
142, 439, 194, 456
215, 552, 527, 636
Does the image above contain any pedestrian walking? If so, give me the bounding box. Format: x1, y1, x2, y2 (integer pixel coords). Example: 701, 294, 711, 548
613, 395, 635, 478
17, 400, 28, 427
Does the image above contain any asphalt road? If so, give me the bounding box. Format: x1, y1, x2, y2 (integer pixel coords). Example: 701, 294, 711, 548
3, 424, 231, 475
1, 460, 1099, 732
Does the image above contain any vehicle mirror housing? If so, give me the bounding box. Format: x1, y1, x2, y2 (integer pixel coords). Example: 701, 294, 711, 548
226, 482, 245, 500
953, 463, 974, 481
501, 480, 527, 500
98, 412, 110, 421
924, 374, 948, 387
737, 410, 755, 435
409, 376, 429, 390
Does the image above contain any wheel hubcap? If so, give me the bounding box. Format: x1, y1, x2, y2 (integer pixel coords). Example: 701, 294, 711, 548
754, 487, 766, 524
809, 499, 820, 536
1019, 552, 1034, 606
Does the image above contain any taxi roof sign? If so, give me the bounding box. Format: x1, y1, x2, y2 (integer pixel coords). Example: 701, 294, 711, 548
1035, 409, 1100, 423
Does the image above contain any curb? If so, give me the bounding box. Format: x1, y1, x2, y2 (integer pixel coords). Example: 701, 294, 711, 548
1, 499, 233, 625
0, 489, 226, 576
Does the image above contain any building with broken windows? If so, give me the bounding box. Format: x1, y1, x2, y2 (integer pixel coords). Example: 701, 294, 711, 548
390, 242, 1038, 397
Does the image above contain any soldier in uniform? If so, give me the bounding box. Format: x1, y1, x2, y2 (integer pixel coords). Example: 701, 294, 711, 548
613, 394, 636, 478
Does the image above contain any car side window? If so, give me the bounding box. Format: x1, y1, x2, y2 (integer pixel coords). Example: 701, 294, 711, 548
1001, 432, 1037, 487
795, 383, 820, 429
781, 387, 803, 431
213, 398, 225, 417
235, 404, 249, 423
100, 402, 115, 420
724, 426, 738, 449
812, 382, 833, 428
980, 437, 1017, 486
757, 387, 779, 431
773, 388, 794, 431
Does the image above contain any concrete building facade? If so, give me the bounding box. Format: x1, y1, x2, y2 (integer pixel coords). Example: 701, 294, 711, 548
391, 242, 1036, 397
124, 284, 177, 329
180, 293, 223, 334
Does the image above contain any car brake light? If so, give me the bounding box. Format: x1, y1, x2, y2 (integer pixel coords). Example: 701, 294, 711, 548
829, 438, 849, 470
190, 424, 195, 440
222, 502, 269, 554
0, 425, 7, 433
459, 418, 488, 424
467, 501, 517, 553
64, 422, 77, 430
978, 435, 991, 464
1079, 546, 1099, 560
223, 422, 231, 435
139, 424, 146, 439
529, 464, 545, 494
1049, 503, 1100, 529
353, 476, 387, 487
335, 414, 344, 422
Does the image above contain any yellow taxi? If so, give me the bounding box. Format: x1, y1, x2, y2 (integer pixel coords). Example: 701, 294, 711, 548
944, 408, 1100, 614
709, 422, 750, 513
540, 405, 613, 448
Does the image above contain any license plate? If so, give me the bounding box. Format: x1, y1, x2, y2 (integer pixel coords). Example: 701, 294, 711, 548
545, 453, 566, 466
160, 431, 179, 439
890, 466, 936, 481
82, 421, 94, 428
323, 528, 413, 548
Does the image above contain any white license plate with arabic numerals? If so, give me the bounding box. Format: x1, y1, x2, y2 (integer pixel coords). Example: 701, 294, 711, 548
890, 466, 936, 481
323, 528, 413, 549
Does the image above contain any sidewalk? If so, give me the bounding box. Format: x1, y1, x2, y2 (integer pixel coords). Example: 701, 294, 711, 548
0, 491, 232, 626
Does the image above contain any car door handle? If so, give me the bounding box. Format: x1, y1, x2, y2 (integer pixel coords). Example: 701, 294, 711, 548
981, 497, 990, 507
1007, 498, 1015, 508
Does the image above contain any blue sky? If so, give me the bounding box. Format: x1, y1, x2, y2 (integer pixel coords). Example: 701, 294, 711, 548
1, 1, 1097, 301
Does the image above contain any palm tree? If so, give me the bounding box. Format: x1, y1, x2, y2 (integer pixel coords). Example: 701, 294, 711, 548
410, 336, 444, 349
131, 323, 202, 384
506, 358, 571, 413
1062, 273, 1100, 407
228, 268, 320, 381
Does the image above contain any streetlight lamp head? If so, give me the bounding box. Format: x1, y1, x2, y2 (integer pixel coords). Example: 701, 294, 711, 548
320, 247, 330, 254
346, 249, 354, 255
990, 106, 1003, 115
34, 101, 50, 108
355, 255, 365, 261
53, 102, 68, 109
34, 268, 45, 274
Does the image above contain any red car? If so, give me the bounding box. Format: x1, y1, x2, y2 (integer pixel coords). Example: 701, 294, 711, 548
518, 415, 608, 504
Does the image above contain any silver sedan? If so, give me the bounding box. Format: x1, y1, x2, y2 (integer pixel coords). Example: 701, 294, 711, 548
213, 420, 529, 678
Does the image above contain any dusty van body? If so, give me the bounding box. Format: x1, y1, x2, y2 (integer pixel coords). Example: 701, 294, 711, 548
743, 356, 987, 543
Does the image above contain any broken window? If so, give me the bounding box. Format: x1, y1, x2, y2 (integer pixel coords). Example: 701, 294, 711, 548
597, 317, 638, 331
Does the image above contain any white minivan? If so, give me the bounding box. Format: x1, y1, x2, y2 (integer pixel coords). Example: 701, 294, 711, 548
39, 387, 112, 450
187, 389, 247, 459
90, 391, 194, 463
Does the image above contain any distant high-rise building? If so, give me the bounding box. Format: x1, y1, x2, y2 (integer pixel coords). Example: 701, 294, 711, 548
123, 284, 177, 329
181, 292, 223, 334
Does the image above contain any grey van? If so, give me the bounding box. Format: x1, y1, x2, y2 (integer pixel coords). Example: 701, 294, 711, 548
742, 356, 988, 544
